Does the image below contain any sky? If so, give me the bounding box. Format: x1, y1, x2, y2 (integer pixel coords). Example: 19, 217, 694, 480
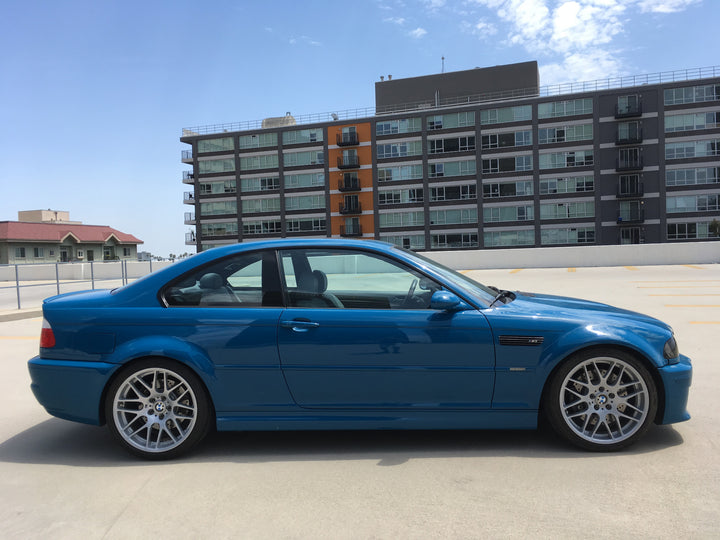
1, 0, 717, 257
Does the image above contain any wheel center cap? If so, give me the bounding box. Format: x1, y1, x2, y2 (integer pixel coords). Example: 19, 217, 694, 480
154, 401, 166, 413
596, 395, 608, 405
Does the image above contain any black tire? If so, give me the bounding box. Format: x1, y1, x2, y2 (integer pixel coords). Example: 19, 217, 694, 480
545, 348, 658, 451
105, 358, 212, 459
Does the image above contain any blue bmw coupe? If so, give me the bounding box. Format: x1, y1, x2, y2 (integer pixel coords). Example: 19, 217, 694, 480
28, 239, 692, 458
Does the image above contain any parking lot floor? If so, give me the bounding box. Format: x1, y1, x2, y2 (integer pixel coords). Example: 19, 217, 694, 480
0, 264, 718, 539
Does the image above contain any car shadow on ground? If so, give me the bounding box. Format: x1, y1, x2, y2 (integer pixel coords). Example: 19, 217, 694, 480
0, 418, 684, 467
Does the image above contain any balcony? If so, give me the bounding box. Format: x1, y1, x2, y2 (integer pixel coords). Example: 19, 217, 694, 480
617, 209, 645, 224
337, 155, 360, 169
617, 184, 644, 198
616, 128, 643, 145
616, 157, 644, 171
183, 191, 195, 204
336, 132, 359, 146
182, 171, 195, 184
181, 150, 193, 163
615, 101, 642, 118
340, 224, 363, 237
184, 212, 196, 224
185, 231, 196, 244
339, 202, 362, 215
338, 176, 360, 192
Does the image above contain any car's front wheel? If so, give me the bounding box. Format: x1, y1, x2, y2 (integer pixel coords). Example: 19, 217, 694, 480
545, 349, 658, 451
105, 359, 212, 459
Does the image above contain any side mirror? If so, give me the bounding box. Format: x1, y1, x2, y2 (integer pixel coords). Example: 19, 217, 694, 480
430, 290, 468, 311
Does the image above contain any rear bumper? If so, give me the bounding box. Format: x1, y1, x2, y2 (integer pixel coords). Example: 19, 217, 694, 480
28, 357, 119, 425
657, 354, 692, 425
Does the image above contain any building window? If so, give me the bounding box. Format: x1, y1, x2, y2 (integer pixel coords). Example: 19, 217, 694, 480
198, 158, 235, 174
538, 98, 593, 119
429, 208, 478, 225
200, 201, 238, 216
238, 133, 277, 149
376, 118, 421, 136
483, 205, 534, 223
378, 164, 423, 182
243, 219, 282, 235
540, 201, 595, 220
667, 194, 720, 213
538, 124, 593, 144
480, 105, 532, 125
379, 211, 425, 228
665, 139, 720, 160
284, 172, 324, 189
483, 181, 533, 198
539, 150, 593, 169
287, 218, 326, 232
282, 129, 323, 145
283, 150, 324, 167
285, 195, 325, 211
241, 177, 279, 192
541, 227, 595, 245
539, 175, 594, 195
664, 84, 720, 106
198, 137, 234, 153
240, 154, 279, 171
481, 130, 532, 149
33, 247, 44, 258
667, 222, 715, 240
427, 112, 475, 130
428, 136, 475, 154
430, 184, 476, 202
481, 155, 532, 174
200, 180, 237, 194
428, 159, 476, 178
665, 112, 720, 133
376, 141, 423, 159
431, 233, 478, 248
380, 234, 425, 250
484, 229, 534, 247
378, 188, 424, 205
15, 247, 26, 258
666, 167, 720, 186
201, 222, 238, 237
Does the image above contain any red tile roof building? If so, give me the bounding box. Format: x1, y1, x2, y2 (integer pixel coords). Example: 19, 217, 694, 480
0, 221, 143, 264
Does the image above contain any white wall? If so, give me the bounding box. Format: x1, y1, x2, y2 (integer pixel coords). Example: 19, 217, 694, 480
421, 241, 720, 269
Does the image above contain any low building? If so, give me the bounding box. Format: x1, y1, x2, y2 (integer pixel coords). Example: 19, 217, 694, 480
0, 211, 143, 264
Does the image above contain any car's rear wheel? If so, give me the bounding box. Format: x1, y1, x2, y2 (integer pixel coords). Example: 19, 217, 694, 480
545, 349, 657, 451
105, 359, 212, 459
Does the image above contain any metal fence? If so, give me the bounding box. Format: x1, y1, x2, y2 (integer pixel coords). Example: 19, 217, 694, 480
0, 260, 173, 311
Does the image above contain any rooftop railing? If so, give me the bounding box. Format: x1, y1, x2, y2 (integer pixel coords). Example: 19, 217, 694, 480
181, 65, 720, 137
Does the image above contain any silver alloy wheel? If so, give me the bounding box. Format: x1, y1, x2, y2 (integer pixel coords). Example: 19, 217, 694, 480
559, 356, 650, 444
112, 367, 198, 454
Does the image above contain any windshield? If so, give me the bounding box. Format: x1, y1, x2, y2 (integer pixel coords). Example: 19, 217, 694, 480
393, 247, 497, 305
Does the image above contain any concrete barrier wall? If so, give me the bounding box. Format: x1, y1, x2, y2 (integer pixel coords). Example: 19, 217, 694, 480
0, 261, 175, 282
421, 241, 720, 269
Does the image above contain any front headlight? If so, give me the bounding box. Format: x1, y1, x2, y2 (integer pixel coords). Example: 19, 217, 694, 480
663, 336, 680, 364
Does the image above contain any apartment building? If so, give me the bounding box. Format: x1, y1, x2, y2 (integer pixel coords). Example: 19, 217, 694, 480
180, 61, 720, 252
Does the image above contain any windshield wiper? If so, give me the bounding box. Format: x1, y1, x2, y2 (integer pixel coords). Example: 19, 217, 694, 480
488, 289, 516, 308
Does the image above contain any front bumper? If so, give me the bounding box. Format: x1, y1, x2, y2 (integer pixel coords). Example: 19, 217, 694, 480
657, 354, 692, 425
28, 357, 119, 425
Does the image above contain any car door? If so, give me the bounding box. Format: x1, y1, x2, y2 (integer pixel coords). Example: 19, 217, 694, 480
276, 248, 495, 409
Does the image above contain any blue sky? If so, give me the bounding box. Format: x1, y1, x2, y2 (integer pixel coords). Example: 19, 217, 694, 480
1, 0, 716, 257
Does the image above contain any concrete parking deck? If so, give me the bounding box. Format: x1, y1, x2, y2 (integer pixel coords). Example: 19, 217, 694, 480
1, 265, 718, 538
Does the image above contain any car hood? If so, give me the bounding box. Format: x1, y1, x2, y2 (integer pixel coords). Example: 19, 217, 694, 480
495, 291, 672, 332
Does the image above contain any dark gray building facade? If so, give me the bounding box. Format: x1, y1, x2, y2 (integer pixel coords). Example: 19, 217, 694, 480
181, 62, 720, 252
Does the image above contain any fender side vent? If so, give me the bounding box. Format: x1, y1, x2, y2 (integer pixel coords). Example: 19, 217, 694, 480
499, 335, 544, 346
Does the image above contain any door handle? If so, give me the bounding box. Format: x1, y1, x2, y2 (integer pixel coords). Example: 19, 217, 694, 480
280, 319, 320, 332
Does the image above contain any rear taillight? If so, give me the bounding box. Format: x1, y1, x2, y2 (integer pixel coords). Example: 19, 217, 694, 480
40, 318, 56, 348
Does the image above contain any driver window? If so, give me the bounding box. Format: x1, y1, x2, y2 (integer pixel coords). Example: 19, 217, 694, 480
279, 249, 441, 309
163, 250, 282, 307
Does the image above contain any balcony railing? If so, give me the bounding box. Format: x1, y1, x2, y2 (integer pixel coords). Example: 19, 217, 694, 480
617, 184, 645, 198
337, 155, 360, 169
615, 102, 643, 118
339, 202, 362, 214
616, 128, 643, 145
183, 191, 195, 204
185, 232, 196, 244
340, 224, 363, 237
182, 171, 195, 184
184, 212, 196, 224
338, 178, 360, 192
181, 150, 193, 163
336, 132, 359, 146
617, 209, 645, 223
616, 157, 644, 171
182, 65, 720, 136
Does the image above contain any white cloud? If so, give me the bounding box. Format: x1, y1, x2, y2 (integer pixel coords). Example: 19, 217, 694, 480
466, 0, 701, 83
383, 16, 406, 24
409, 27, 428, 38
474, 19, 498, 35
